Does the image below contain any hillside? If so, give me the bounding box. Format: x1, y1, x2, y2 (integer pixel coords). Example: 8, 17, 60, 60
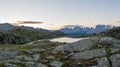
51, 30, 66, 37
0, 23, 55, 44
101, 27, 120, 39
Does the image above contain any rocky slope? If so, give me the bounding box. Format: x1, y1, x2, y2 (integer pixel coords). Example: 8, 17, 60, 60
52, 36, 120, 67
0, 23, 55, 44
0, 36, 120, 67
101, 27, 120, 39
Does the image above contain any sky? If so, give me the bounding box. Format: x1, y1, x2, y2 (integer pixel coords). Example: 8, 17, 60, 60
0, 0, 120, 29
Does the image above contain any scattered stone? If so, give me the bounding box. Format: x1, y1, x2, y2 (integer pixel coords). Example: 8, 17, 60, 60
46, 55, 55, 60
25, 62, 48, 67
25, 62, 36, 67
7, 60, 22, 64
15, 55, 33, 61
5, 63, 17, 67
37, 63, 48, 67
50, 61, 63, 67
33, 54, 40, 61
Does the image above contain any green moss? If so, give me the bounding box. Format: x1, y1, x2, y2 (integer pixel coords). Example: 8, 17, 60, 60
104, 46, 113, 67
105, 46, 111, 57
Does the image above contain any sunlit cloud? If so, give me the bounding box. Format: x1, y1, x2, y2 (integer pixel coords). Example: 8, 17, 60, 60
12, 21, 44, 26
17, 21, 44, 24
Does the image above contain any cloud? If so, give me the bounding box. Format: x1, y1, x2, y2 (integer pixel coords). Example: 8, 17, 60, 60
12, 21, 44, 26
16, 21, 44, 24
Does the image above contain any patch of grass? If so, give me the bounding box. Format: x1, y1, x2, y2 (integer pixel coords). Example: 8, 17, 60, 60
92, 42, 101, 49
0, 63, 4, 67
105, 46, 111, 56
104, 46, 113, 67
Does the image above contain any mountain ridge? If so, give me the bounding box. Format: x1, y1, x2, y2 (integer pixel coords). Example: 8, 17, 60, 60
58, 24, 115, 36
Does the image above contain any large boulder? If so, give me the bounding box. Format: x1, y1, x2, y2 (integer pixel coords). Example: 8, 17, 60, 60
110, 54, 120, 67
52, 38, 97, 54
71, 48, 106, 60
97, 57, 110, 67
99, 37, 113, 46
99, 37, 120, 48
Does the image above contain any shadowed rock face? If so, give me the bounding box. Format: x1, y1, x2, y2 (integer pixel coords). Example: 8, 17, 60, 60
0, 33, 31, 44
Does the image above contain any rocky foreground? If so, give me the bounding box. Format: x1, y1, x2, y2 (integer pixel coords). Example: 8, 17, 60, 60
0, 36, 120, 67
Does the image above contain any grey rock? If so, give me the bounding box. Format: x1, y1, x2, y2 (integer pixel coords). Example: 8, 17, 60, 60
7, 60, 22, 64
97, 57, 110, 67
46, 55, 55, 59
5, 63, 17, 67
15, 55, 33, 61
110, 54, 120, 60
110, 48, 120, 53
37, 63, 48, 67
25, 62, 48, 67
0, 51, 18, 60
110, 54, 120, 67
25, 62, 36, 67
71, 48, 106, 60
52, 45, 65, 54
52, 38, 97, 54
50, 61, 63, 67
99, 37, 113, 46
97, 37, 120, 48
33, 54, 40, 61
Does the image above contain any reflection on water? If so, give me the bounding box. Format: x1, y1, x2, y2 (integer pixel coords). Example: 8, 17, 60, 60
50, 37, 89, 43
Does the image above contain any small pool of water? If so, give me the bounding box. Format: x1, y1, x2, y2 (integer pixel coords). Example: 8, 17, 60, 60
50, 37, 89, 43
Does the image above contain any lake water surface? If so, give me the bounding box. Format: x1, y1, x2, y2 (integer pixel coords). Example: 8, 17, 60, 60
50, 37, 89, 43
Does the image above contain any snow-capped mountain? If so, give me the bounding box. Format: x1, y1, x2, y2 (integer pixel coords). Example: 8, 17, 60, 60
60, 25, 114, 36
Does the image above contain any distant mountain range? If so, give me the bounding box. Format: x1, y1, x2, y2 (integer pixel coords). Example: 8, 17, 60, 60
55, 25, 115, 36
